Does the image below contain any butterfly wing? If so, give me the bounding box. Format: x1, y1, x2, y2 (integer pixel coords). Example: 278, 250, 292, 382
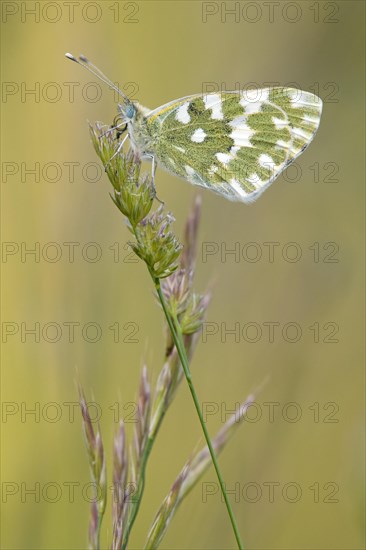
146, 88, 322, 202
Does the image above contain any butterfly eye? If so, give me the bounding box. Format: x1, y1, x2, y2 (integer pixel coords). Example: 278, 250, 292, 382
125, 103, 135, 119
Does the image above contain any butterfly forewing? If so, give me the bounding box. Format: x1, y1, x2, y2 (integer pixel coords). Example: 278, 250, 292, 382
146, 88, 322, 202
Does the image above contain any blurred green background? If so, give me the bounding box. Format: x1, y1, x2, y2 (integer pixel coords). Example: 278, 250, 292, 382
1, 1, 364, 548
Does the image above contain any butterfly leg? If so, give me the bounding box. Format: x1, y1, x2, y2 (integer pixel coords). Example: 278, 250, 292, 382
98, 121, 126, 141
146, 154, 164, 205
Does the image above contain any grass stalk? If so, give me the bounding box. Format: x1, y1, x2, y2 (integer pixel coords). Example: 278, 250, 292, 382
152, 275, 244, 550
121, 435, 154, 550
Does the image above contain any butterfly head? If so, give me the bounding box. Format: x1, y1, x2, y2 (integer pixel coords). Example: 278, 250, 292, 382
110, 102, 135, 144
118, 101, 136, 122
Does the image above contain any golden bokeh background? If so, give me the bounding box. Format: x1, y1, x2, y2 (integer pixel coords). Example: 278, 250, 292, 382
1, 1, 364, 548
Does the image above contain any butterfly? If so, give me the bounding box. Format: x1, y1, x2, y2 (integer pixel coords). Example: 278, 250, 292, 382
66, 54, 322, 203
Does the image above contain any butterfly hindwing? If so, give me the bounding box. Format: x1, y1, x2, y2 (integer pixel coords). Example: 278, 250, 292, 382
146, 88, 322, 202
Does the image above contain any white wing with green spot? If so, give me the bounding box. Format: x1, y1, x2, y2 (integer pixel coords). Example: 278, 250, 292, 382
146, 88, 323, 203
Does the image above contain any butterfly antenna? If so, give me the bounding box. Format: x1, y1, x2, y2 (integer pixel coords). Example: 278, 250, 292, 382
65, 53, 129, 101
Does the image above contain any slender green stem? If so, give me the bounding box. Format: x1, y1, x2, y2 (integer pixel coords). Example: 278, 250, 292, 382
121, 375, 169, 548
96, 516, 102, 549
153, 277, 244, 550
121, 436, 154, 550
